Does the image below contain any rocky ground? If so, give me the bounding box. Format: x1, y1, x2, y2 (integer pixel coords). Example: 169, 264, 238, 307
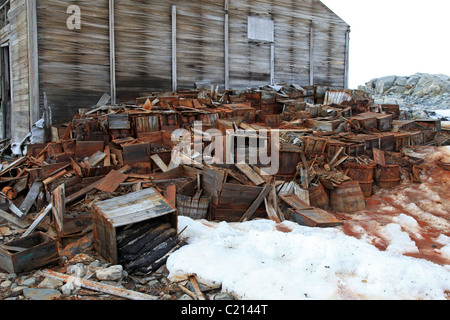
359, 73, 450, 120
0, 244, 236, 301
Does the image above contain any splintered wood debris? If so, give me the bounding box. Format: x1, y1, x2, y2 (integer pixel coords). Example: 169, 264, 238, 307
0, 84, 448, 299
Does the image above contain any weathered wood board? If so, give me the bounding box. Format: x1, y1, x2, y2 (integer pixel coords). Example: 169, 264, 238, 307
93, 187, 177, 264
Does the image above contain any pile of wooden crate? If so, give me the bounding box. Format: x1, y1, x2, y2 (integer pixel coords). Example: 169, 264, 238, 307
0, 84, 447, 275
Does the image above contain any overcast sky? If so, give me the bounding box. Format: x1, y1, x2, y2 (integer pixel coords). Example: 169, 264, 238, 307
320, 0, 450, 88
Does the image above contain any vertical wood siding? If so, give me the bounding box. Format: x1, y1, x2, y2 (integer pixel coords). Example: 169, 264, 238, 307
114, 0, 172, 97
37, 0, 110, 124
9, 0, 30, 142
33, 0, 348, 123
176, 0, 225, 90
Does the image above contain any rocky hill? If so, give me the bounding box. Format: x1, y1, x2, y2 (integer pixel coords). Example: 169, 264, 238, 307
359, 73, 450, 120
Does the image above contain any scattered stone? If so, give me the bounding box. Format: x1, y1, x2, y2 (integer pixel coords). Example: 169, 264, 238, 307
211, 292, 236, 300
61, 282, 75, 296
67, 263, 87, 278
1, 280, 12, 289
22, 288, 61, 300
11, 285, 27, 294
18, 277, 36, 287
7, 273, 17, 280
89, 260, 102, 268
95, 265, 123, 281
38, 277, 64, 290
179, 293, 194, 300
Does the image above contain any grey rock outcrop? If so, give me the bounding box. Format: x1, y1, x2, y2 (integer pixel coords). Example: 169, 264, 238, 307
360, 73, 450, 119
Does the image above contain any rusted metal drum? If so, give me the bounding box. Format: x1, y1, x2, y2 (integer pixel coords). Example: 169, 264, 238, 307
329, 181, 366, 212
342, 163, 376, 197
308, 182, 330, 210
375, 165, 400, 188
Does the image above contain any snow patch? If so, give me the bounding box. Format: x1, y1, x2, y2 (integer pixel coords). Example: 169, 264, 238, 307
378, 223, 419, 254
167, 217, 450, 300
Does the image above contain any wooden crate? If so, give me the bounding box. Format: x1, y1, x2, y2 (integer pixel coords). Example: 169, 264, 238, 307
213, 183, 266, 222
0, 232, 59, 274
375, 114, 393, 131
259, 114, 281, 128
286, 208, 343, 228
223, 104, 256, 123
350, 113, 378, 130
381, 104, 400, 120
130, 113, 161, 135
122, 142, 151, 164
92, 187, 177, 264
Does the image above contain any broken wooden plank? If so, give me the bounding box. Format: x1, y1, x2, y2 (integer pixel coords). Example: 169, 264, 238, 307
51, 184, 65, 234
264, 197, 281, 223
8, 201, 25, 219
253, 166, 273, 183
189, 275, 206, 300
177, 153, 204, 169
19, 181, 43, 215
65, 179, 103, 204
43, 170, 67, 186
240, 183, 272, 222
178, 283, 198, 300
104, 145, 111, 167
373, 148, 386, 165
38, 269, 158, 300
88, 151, 107, 167
287, 208, 343, 228
330, 156, 349, 169
151, 154, 169, 173
21, 204, 52, 238
235, 163, 265, 186
164, 184, 176, 208
95, 170, 128, 193
0, 209, 29, 229
0, 157, 27, 177
71, 158, 83, 177
328, 146, 344, 167
280, 194, 314, 211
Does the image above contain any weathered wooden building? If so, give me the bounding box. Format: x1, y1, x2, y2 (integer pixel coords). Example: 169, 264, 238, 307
0, 0, 349, 146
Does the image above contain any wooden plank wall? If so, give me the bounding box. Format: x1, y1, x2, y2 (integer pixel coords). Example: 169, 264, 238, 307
229, 0, 348, 89
36, 0, 110, 125
8, 0, 30, 143
33, 0, 348, 124
114, 0, 172, 98
176, 0, 225, 90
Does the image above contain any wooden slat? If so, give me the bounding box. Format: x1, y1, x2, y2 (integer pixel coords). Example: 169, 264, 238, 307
280, 194, 314, 211
288, 208, 343, 228
19, 181, 43, 215
38, 269, 158, 300
51, 184, 65, 234
0, 209, 29, 229
240, 183, 272, 222
235, 163, 265, 186
93, 187, 176, 227
21, 204, 53, 238
37, 0, 110, 124
151, 154, 169, 173
95, 170, 128, 193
